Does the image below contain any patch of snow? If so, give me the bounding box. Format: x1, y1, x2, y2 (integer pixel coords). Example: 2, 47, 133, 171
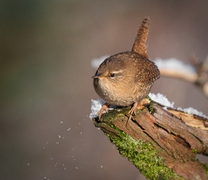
91, 55, 109, 69
177, 107, 208, 119
149, 93, 208, 119
163, 106, 167, 110
89, 99, 106, 120
148, 93, 174, 108
154, 58, 196, 74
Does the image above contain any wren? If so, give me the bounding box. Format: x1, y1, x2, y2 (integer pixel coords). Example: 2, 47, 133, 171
92, 17, 160, 122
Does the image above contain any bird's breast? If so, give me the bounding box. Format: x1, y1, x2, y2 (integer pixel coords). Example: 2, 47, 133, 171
93, 78, 149, 106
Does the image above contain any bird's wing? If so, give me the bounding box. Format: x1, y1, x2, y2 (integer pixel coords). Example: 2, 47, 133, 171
135, 59, 160, 84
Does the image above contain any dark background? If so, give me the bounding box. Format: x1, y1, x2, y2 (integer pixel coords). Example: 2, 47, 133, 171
1, 0, 208, 180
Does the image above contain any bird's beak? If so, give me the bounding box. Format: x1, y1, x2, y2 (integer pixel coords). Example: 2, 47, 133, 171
92, 73, 101, 78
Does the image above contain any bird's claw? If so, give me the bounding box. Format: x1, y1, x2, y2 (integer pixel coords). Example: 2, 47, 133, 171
96, 103, 109, 121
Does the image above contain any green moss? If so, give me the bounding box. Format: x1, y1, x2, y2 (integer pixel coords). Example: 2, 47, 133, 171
106, 125, 184, 180
206, 163, 208, 178
199, 161, 208, 179
100, 107, 130, 121
145, 95, 151, 101
191, 148, 198, 154
147, 102, 155, 114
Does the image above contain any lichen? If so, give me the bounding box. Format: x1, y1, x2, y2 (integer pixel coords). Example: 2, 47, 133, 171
106, 124, 184, 180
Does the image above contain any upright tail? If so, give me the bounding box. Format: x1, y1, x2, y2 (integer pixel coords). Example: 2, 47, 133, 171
131, 17, 150, 59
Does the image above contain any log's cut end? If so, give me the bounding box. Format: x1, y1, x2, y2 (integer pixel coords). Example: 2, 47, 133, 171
93, 101, 208, 180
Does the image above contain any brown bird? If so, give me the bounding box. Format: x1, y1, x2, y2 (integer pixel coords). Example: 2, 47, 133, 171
92, 17, 160, 122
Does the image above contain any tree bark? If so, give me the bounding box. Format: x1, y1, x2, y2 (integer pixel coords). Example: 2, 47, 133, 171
93, 101, 208, 180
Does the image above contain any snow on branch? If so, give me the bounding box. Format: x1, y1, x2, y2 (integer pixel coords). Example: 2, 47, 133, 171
148, 93, 208, 119
154, 58, 198, 82
155, 57, 208, 97
90, 93, 208, 129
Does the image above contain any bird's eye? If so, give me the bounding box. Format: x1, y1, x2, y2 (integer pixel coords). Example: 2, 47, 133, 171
110, 73, 115, 77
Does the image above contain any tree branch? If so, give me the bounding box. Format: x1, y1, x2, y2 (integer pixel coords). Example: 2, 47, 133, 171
156, 56, 208, 98
93, 100, 208, 180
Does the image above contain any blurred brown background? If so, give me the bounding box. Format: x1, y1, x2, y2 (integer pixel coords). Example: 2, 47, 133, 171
1, 0, 208, 180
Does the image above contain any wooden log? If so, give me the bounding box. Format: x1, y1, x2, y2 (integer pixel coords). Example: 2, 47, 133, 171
93, 100, 208, 180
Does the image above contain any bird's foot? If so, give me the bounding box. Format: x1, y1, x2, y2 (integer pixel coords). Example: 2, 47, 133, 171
126, 98, 151, 126
97, 103, 109, 121
126, 102, 138, 126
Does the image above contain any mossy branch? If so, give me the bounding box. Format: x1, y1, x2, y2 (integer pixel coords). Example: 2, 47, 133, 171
93, 100, 208, 180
